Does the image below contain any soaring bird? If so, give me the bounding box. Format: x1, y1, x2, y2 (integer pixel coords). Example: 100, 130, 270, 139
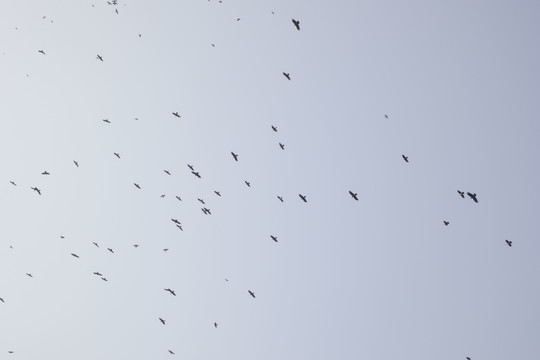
214, 322, 218, 328
71, 253, 79, 258
187, 164, 194, 171
384, 114, 389, 119
443, 221, 449, 226
292, 18, 300, 30
31, 187, 41, 195
176, 196, 182, 201
467, 192, 478, 203
159, 317, 166, 325
172, 112, 181, 118
271, 125, 278, 132
0, 297, 4, 303
283, 72, 291, 80
41, 171, 50, 175
202, 207, 211, 215
402, 155, 409, 163
73, 160, 79, 167
114, 152, 120, 158
299, 194, 307, 202
101, 277, 108, 281
245, 181, 251, 187
96, 54, 103, 61
168, 350, 175, 354
277, 196, 284, 202
93, 272, 102, 276
93, 242, 99, 248
164, 170, 171, 175
60, 236, 65, 239
26, 273, 33, 278
248, 290, 256, 298
270, 235, 278, 242
8, 351, 13, 353
192, 171, 201, 178
164, 288, 176, 296
38, 50, 46, 55
176, 224, 183, 231
102, 119, 110, 123
349, 191, 358, 201
107, 248, 114, 253
279, 143, 285, 150
214, 191, 221, 196
506, 240, 512, 247
457, 190, 465, 198
198, 198, 205, 204
171, 219, 181, 225
231, 152, 239, 161
134, 183, 141, 189
10, 181, 16, 186
160, 194, 166, 198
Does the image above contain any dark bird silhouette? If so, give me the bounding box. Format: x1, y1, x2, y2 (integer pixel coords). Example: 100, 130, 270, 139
385, 114, 389, 119
26, 273, 33, 278
192, 171, 201, 178
160, 194, 166, 198
168, 350, 175, 354
102, 119, 110, 123
506, 240, 512, 247
134, 183, 141, 189
271, 125, 277, 132
171, 219, 181, 225
96, 54, 103, 61
467, 357, 471, 360
202, 207, 211, 215
299, 194, 307, 202
187, 164, 194, 171
133, 244, 139, 248
248, 290, 256, 298
443, 221, 449, 226
71, 253, 79, 258
467, 192, 478, 203
283, 72, 291, 80
73, 160, 79, 167
164, 170, 171, 175
165, 288, 176, 296
214, 191, 221, 196
270, 235, 278, 242
277, 196, 284, 202
231, 152, 238, 161
0, 297, 4, 303
93, 272, 102, 276
8, 351, 13, 353
349, 191, 358, 201
236, 18, 240, 21
176, 196, 182, 201
163, 248, 169, 252
60, 236, 65, 239
38, 50, 46, 55
41, 171, 50, 175
279, 143, 285, 150
93, 242, 99, 248
457, 190, 465, 198
176, 224, 183, 231
101, 277, 108, 281
30, 187, 41, 195
402, 154, 409, 163
114, 152, 120, 158
107, 248, 114, 253
245, 181, 251, 187
159, 317, 166, 325
10, 181, 16, 186
292, 18, 300, 30
198, 198, 205, 204
172, 112, 181, 118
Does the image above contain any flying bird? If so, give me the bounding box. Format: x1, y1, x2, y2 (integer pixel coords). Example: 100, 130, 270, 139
187, 164, 194, 171
26, 273, 33, 278
349, 191, 358, 201
270, 235, 278, 242
191, 171, 201, 178
10, 181, 16, 186
163, 248, 169, 252
443, 221, 449, 226
202, 207, 211, 215
134, 183, 141, 189
172, 112, 181, 118
271, 125, 278, 132
245, 181, 251, 187
93, 272, 102, 276
159, 317, 166, 325
102, 119, 110, 123
248, 290, 256, 298
164, 170, 171, 175
402, 155, 409, 163
114, 152, 120, 158
0, 297, 4, 303
299, 194, 307, 202
292, 18, 300, 30
175, 196, 182, 201
198, 198, 205, 204
93, 242, 99, 248
41, 171, 50, 175
171, 219, 181, 225
30, 187, 41, 195
38, 50, 46, 55
101, 277, 108, 281
107, 248, 114, 253
96, 54, 103, 61
282, 72, 291, 80
385, 114, 389, 119
176, 224, 183, 231
506, 240, 512, 247
73, 160, 79, 167
133, 244, 139, 248
279, 143, 285, 150
214, 191, 221, 196
231, 152, 238, 161
277, 196, 284, 202
71, 253, 79, 258
214, 322, 218, 328
467, 192, 478, 203
160, 194, 166, 198
168, 350, 175, 354
165, 288, 176, 296
457, 190, 465, 198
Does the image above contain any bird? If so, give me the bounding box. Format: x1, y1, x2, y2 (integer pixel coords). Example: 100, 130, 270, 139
457, 190, 465, 198
163, 248, 169, 252
402, 154, 409, 163
506, 240, 512, 247
133, 244, 139, 248
192, 171, 201, 178
96, 54, 103, 61
245, 181, 251, 187
102, 119, 110, 123
93, 272, 102, 276
164, 288, 176, 296
171, 219, 181, 225
176, 224, 183, 231
160, 194, 166, 198
9, 181, 16, 186
187, 164, 194, 171
467, 357, 471, 360
214, 191, 221, 196
175, 196, 182, 201
236, 18, 240, 21
202, 207, 211, 215
60, 236, 65, 239
214, 322, 218, 328
198, 198, 205, 204
134, 183, 141, 189
41, 171, 50, 175
159, 317, 166, 325
168, 350, 175, 354
101, 277, 108, 281
93, 242, 99, 248
277, 196, 284, 202
26, 273, 33, 278
349, 191, 358, 201
231, 152, 239, 161
8, 351, 13, 353
107, 248, 114, 253
0, 297, 4, 303
292, 18, 300, 30
270, 235, 278, 242
248, 290, 256, 298
279, 143, 285, 150
71, 253, 79, 258
30, 187, 41, 195
299, 194, 307, 202
467, 192, 478, 203
172, 112, 181, 118
443, 221, 449, 226
283, 72, 291, 80
384, 114, 389, 119
38, 50, 46, 55
114, 152, 120, 158
73, 160, 79, 167
271, 125, 277, 132
164, 170, 171, 175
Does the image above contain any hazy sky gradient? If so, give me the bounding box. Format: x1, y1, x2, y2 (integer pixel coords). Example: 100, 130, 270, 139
1, 1, 540, 359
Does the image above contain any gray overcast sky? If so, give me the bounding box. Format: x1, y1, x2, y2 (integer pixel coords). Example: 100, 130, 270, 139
1, 0, 540, 359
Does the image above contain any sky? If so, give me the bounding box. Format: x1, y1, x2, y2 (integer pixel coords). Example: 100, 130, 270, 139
1, 0, 540, 359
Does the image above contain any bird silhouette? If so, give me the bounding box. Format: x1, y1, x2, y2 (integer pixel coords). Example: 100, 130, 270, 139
30, 187, 41, 195
214, 322, 218, 328
165, 288, 176, 296
443, 221, 449, 226
176, 224, 183, 231
71, 253, 79, 258
457, 190, 465, 198
349, 191, 358, 201
93, 242, 99, 248
96, 54, 103, 61
214, 191, 221, 196
133, 244, 140, 248
506, 240, 512, 247
164, 170, 171, 175
385, 114, 389, 119
107, 248, 114, 253
187, 164, 194, 171
134, 183, 141, 189
101, 277, 108, 281
171, 219, 181, 225
245, 181, 251, 187
271, 125, 278, 132
277, 196, 284, 202
26, 273, 33, 278
283, 72, 291, 80
231, 152, 239, 161
198, 198, 205, 204
467, 192, 478, 203
271, 235, 278, 242
248, 290, 256, 298
10, 181, 16, 186
114, 153, 120, 159
93, 272, 102, 276
299, 194, 307, 202
402, 155, 409, 163
192, 171, 201, 178
41, 171, 50, 175
172, 112, 181, 118
102, 119, 110, 123
176, 196, 182, 201
202, 207, 211, 215
279, 143, 285, 150
38, 50, 46, 55
73, 160, 79, 167
160, 194, 166, 198
159, 317, 166, 325
168, 350, 175, 354
0, 297, 4, 303
292, 19, 300, 30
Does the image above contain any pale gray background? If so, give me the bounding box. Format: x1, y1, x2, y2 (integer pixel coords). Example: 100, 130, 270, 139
1, 0, 539, 359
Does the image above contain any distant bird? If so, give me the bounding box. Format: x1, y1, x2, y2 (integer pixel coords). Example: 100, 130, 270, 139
292, 18, 300, 30
93, 242, 99, 248
283, 72, 291, 80
30, 187, 41, 195
248, 290, 256, 298
467, 192, 478, 203
279, 143, 285, 150
38, 50, 46, 55
402, 154, 409, 163
134, 183, 141, 189
168, 350, 175, 354
172, 112, 181, 118
96, 54, 103, 61
245, 181, 251, 187
133, 244, 139, 248
443, 221, 449, 226
107, 248, 114, 253
71, 253, 79, 258
299, 194, 307, 202
171, 219, 181, 225
214, 191, 221, 196
163, 248, 169, 252
187, 164, 194, 171
102, 119, 110, 123
176, 224, 183, 231
60, 236, 65, 239
202, 207, 211, 215
270, 235, 278, 242
506, 240, 512, 247
231, 152, 238, 161
164, 170, 171, 175
0, 297, 4, 303
101, 277, 108, 281
26, 273, 33, 278
349, 191, 358, 201
457, 190, 465, 198
211, 43, 215, 47
41, 171, 50, 175
175, 196, 182, 201
8, 351, 13, 353
93, 272, 102, 276
467, 357, 471, 360
159, 317, 166, 325
198, 198, 205, 204
191, 171, 201, 178
73, 160, 79, 167
164, 288, 176, 296
114, 152, 120, 158
385, 114, 389, 119
271, 125, 277, 132
160, 194, 166, 198
277, 196, 284, 202
236, 18, 240, 21
10, 181, 16, 186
